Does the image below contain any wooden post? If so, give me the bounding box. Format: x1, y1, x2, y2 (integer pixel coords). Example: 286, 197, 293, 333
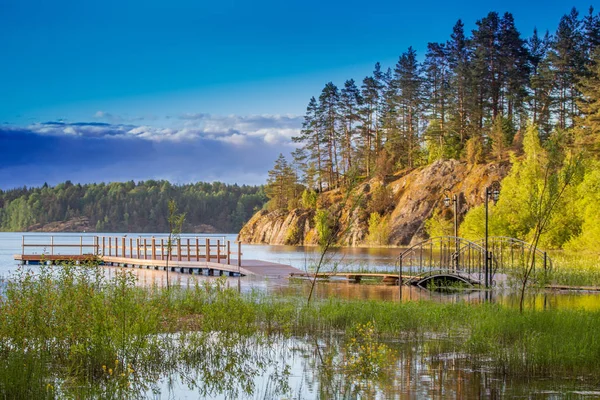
109, 237, 112, 257
206, 238, 211, 262
237, 241, 242, 268
151, 237, 156, 260
122, 237, 126, 258
177, 239, 181, 261
102, 236, 105, 256
217, 240, 221, 263
21, 236, 25, 256
187, 238, 191, 261
129, 238, 133, 258
136, 238, 140, 259
227, 241, 231, 265
160, 239, 164, 260
195, 238, 199, 261
143, 239, 147, 260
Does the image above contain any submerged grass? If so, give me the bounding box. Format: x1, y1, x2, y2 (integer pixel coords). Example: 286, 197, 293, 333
548, 252, 600, 287
1, 262, 600, 398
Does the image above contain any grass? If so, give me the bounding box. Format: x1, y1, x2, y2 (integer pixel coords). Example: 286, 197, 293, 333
1, 261, 600, 398
547, 252, 600, 287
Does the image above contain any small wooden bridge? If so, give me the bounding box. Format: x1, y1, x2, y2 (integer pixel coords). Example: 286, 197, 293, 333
13, 235, 302, 279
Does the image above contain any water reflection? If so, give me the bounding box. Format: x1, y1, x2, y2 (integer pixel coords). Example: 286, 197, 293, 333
153, 335, 598, 399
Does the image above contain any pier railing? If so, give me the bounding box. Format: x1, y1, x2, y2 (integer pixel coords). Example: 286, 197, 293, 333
19, 235, 242, 266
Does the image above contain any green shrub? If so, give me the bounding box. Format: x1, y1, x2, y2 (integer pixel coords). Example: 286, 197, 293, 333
367, 213, 390, 245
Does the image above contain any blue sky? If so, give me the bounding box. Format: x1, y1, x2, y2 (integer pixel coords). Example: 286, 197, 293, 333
0, 0, 595, 188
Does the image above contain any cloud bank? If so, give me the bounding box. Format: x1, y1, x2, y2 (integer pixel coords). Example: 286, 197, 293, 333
0, 114, 302, 189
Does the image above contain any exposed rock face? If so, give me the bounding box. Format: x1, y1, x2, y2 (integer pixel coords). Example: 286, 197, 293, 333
238, 209, 317, 245
238, 160, 510, 246
190, 224, 219, 233
28, 217, 93, 232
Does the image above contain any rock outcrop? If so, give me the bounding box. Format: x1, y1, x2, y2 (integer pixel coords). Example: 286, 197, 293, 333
238, 160, 510, 246
28, 217, 94, 232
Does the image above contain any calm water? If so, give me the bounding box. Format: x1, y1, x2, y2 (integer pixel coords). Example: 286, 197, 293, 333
2, 232, 600, 310
2, 232, 600, 398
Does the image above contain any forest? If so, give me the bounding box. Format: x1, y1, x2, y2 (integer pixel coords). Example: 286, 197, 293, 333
0, 180, 266, 233
265, 7, 600, 250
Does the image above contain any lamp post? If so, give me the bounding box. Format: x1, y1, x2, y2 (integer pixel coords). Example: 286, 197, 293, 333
484, 181, 501, 288
444, 192, 460, 271
443, 193, 459, 239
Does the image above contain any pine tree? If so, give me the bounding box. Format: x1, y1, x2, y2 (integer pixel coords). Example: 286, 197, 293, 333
360, 76, 380, 176
393, 47, 424, 168
471, 12, 501, 128
293, 97, 324, 190
549, 8, 585, 129
265, 154, 298, 210
499, 12, 530, 125
424, 42, 452, 159
447, 19, 472, 148
583, 7, 600, 62
339, 79, 362, 177
317, 82, 341, 188
527, 28, 554, 138
575, 49, 600, 154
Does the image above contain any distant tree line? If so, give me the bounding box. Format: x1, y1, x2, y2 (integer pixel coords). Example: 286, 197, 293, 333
279, 7, 600, 194
0, 180, 267, 233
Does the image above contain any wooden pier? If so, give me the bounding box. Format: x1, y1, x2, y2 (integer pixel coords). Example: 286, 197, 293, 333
290, 272, 416, 285
14, 235, 302, 279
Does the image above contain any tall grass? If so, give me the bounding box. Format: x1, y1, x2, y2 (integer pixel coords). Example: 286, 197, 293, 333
2, 262, 600, 398
548, 252, 600, 286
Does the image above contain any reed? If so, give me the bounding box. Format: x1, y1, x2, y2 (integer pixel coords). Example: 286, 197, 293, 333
2, 262, 600, 398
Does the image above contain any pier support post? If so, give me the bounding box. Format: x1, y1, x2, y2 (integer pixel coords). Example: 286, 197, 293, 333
227, 241, 231, 265
196, 238, 199, 261
130, 238, 133, 258
217, 240, 221, 263
237, 241, 242, 268
187, 238, 190, 261
206, 238, 211, 262
151, 237, 156, 260
122, 237, 125, 258
177, 239, 181, 261
143, 239, 147, 260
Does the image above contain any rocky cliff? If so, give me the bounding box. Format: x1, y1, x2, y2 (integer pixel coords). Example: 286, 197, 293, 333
238, 160, 510, 246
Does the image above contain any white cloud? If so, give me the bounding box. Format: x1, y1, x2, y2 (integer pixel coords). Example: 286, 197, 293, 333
26, 112, 302, 147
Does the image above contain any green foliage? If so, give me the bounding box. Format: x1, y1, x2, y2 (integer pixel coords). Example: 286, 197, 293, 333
565, 160, 600, 251
0, 180, 266, 233
314, 209, 333, 247
344, 321, 394, 382
301, 189, 318, 210
460, 124, 583, 249
425, 209, 454, 238
284, 224, 302, 245
265, 154, 302, 211
367, 213, 390, 245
